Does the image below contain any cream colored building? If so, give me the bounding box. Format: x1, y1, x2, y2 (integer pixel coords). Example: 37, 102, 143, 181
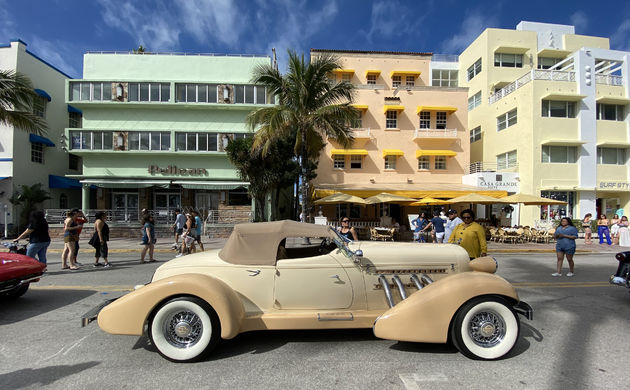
310, 49, 504, 224
460, 21, 630, 226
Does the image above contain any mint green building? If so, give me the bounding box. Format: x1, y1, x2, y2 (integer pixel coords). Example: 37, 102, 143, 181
66, 51, 272, 222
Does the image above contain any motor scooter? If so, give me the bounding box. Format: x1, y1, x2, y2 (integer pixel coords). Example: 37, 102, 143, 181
610, 251, 630, 290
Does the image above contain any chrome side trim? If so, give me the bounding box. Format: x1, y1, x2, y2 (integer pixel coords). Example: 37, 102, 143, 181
410, 274, 423, 290
378, 275, 395, 308
391, 275, 407, 300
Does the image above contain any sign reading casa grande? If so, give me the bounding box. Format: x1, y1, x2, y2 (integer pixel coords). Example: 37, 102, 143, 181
148, 165, 208, 176
599, 182, 630, 190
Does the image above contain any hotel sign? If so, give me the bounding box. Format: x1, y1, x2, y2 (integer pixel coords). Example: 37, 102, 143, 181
475, 172, 519, 192
148, 165, 208, 176
599, 181, 630, 190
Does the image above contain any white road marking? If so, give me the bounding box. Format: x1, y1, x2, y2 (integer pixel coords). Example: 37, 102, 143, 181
399, 373, 448, 389
36, 329, 96, 364
62, 335, 90, 356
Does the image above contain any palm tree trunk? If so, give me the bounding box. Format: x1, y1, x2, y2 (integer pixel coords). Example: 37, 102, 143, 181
300, 129, 308, 223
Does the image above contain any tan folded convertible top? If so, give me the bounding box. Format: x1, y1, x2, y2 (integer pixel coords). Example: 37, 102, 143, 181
219, 220, 335, 266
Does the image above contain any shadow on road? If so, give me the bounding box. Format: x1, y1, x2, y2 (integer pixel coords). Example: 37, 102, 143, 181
0, 289, 95, 324
0, 361, 100, 389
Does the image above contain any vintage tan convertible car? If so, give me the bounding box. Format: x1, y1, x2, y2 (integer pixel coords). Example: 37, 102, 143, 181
83, 220, 532, 362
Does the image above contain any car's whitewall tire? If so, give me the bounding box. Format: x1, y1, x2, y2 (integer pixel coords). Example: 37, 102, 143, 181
149, 297, 220, 362
451, 296, 520, 360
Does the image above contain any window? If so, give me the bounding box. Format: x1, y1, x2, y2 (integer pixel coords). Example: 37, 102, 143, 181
468, 91, 481, 111
597, 104, 625, 121
418, 156, 430, 170
59, 194, 68, 210
233, 85, 266, 104
127, 132, 170, 151
333, 155, 345, 169
497, 108, 517, 131
367, 74, 377, 85
540, 191, 575, 220
342, 73, 352, 83
542, 100, 576, 118
32, 96, 46, 118
542, 145, 578, 163
386, 110, 397, 129
351, 116, 362, 128
406, 76, 415, 86
538, 57, 563, 70
69, 81, 112, 101
434, 156, 446, 170
127, 83, 171, 102
436, 112, 447, 129
69, 112, 82, 128
494, 53, 523, 68
384, 155, 396, 169
69, 131, 113, 150
470, 126, 481, 143
419, 112, 430, 129
597, 147, 626, 165
31, 142, 43, 163
175, 132, 221, 152
392, 75, 401, 88
467, 58, 481, 81
497, 150, 517, 170
69, 154, 80, 170
432, 69, 458, 87
175, 84, 218, 103
350, 155, 362, 169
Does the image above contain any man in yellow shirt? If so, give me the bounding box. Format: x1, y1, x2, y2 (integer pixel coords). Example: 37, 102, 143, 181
448, 209, 487, 259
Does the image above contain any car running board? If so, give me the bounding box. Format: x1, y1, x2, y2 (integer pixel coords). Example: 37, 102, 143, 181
317, 312, 354, 321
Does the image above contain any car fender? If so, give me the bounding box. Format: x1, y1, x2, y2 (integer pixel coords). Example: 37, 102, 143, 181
373, 272, 519, 343
98, 273, 245, 339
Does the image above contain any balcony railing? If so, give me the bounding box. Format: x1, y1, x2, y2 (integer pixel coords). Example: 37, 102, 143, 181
596, 74, 623, 86
413, 128, 457, 139
431, 54, 459, 63
466, 162, 519, 174
489, 70, 576, 104
351, 128, 371, 138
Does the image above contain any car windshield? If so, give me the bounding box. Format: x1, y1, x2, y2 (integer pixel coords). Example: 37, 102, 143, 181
329, 227, 354, 258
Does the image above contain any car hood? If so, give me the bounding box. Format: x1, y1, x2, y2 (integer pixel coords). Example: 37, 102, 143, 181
152, 249, 229, 281
0, 253, 46, 281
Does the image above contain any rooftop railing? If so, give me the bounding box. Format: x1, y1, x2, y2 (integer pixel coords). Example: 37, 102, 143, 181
466, 162, 519, 174
432, 54, 459, 62
86, 51, 268, 58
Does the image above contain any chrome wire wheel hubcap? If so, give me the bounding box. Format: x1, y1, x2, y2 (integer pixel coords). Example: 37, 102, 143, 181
467, 310, 506, 348
163, 310, 203, 348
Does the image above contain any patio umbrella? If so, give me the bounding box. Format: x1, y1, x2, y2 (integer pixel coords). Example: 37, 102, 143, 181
499, 193, 567, 205
364, 192, 417, 205
314, 192, 367, 206
446, 193, 508, 204
409, 197, 449, 206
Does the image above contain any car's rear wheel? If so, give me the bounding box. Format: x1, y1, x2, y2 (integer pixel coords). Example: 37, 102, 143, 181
451, 296, 519, 360
1, 284, 29, 299
149, 297, 220, 362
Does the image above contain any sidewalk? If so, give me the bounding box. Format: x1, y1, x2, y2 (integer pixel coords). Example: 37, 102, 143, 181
2, 237, 624, 254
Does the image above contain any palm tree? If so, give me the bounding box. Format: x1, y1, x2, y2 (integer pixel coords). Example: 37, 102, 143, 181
247, 51, 358, 222
0, 69, 48, 135
9, 183, 52, 228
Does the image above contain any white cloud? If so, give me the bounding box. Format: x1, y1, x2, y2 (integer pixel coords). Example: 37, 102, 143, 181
178, 0, 243, 47
611, 19, 630, 51
0, 0, 16, 39
441, 11, 498, 54
27, 37, 81, 78
570, 11, 588, 33
365, 0, 429, 43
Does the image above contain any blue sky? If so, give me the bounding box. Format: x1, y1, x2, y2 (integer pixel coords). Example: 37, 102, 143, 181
3, 0, 630, 78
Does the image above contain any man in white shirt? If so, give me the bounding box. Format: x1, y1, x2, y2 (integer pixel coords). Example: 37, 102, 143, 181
171, 209, 187, 249
444, 210, 463, 243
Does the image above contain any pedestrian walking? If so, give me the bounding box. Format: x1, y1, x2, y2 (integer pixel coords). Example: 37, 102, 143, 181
617, 216, 630, 247
177, 213, 196, 257
91, 211, 111, 268
444, 210, 463, 243
14, 210, 50, 264
412, 212, 428, 242
448, 209, 487, 260
141, 214, 156, 263
611, 214, 620, 244
192, 210, 205, 251
62, 210, 80, 270
552, 217, 578, 277
70, 209, 87, 266
597, 214, 612, 245
171, 209, 186, 250
425, 211, 446, 243
582, 213, 592, 245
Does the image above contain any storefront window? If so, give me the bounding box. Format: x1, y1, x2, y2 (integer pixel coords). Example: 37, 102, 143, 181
540, 191, 575, 220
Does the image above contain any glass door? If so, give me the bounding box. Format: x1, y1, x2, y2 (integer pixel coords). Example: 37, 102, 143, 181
112, 193, 139, 223
154, 192, 181, 224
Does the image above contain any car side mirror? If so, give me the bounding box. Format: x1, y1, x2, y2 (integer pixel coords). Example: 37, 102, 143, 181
353, 249, 363, 264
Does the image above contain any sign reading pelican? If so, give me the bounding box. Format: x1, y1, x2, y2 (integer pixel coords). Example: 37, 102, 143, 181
148, 165, 208, 176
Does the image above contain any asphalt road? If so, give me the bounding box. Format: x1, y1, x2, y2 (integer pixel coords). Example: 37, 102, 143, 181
1, 251, 628, 390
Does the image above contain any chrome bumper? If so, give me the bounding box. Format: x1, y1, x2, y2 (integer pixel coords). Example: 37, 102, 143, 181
81, 298, 118, 327
513, 301, 533, 321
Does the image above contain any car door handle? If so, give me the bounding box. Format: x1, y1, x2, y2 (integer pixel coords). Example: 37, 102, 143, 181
329, 274, 341, 280
247, 269, 260, 277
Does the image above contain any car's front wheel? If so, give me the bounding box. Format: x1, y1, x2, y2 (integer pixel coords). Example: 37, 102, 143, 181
149, 297, 220, 362
451, 296, 520, 360
1, 284, 29, 299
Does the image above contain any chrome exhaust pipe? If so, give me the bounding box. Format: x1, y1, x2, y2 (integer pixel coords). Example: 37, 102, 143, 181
378, 275, 395, 308
420, 274, 433, 285
392, 275, 407, 300
410, 274, 423, 290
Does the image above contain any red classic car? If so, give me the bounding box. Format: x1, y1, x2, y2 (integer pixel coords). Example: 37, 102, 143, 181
0, 252, 46, 298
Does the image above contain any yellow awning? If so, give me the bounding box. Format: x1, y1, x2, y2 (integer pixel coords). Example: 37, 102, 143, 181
494, 45, 529, 54
537, 48, 572, 58
351, 104, 369, 111
596, 96, 630, 105
390, 70, 421, 78
332, 69, 355, 75
331, 149, 368, 156
382, 149, 404, 157
383, 105, 405, 113
541, 93, 587, 102
314, 188, 507, 199
416, 106, 457, 114
415, 150, 457, 158
365, 70, 381, 76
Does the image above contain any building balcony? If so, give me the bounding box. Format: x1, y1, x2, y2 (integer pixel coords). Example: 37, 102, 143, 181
596, 74, 623, 86
413, 128, 458, 140
351, 128, 372, 139
489, 69, 576, 104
